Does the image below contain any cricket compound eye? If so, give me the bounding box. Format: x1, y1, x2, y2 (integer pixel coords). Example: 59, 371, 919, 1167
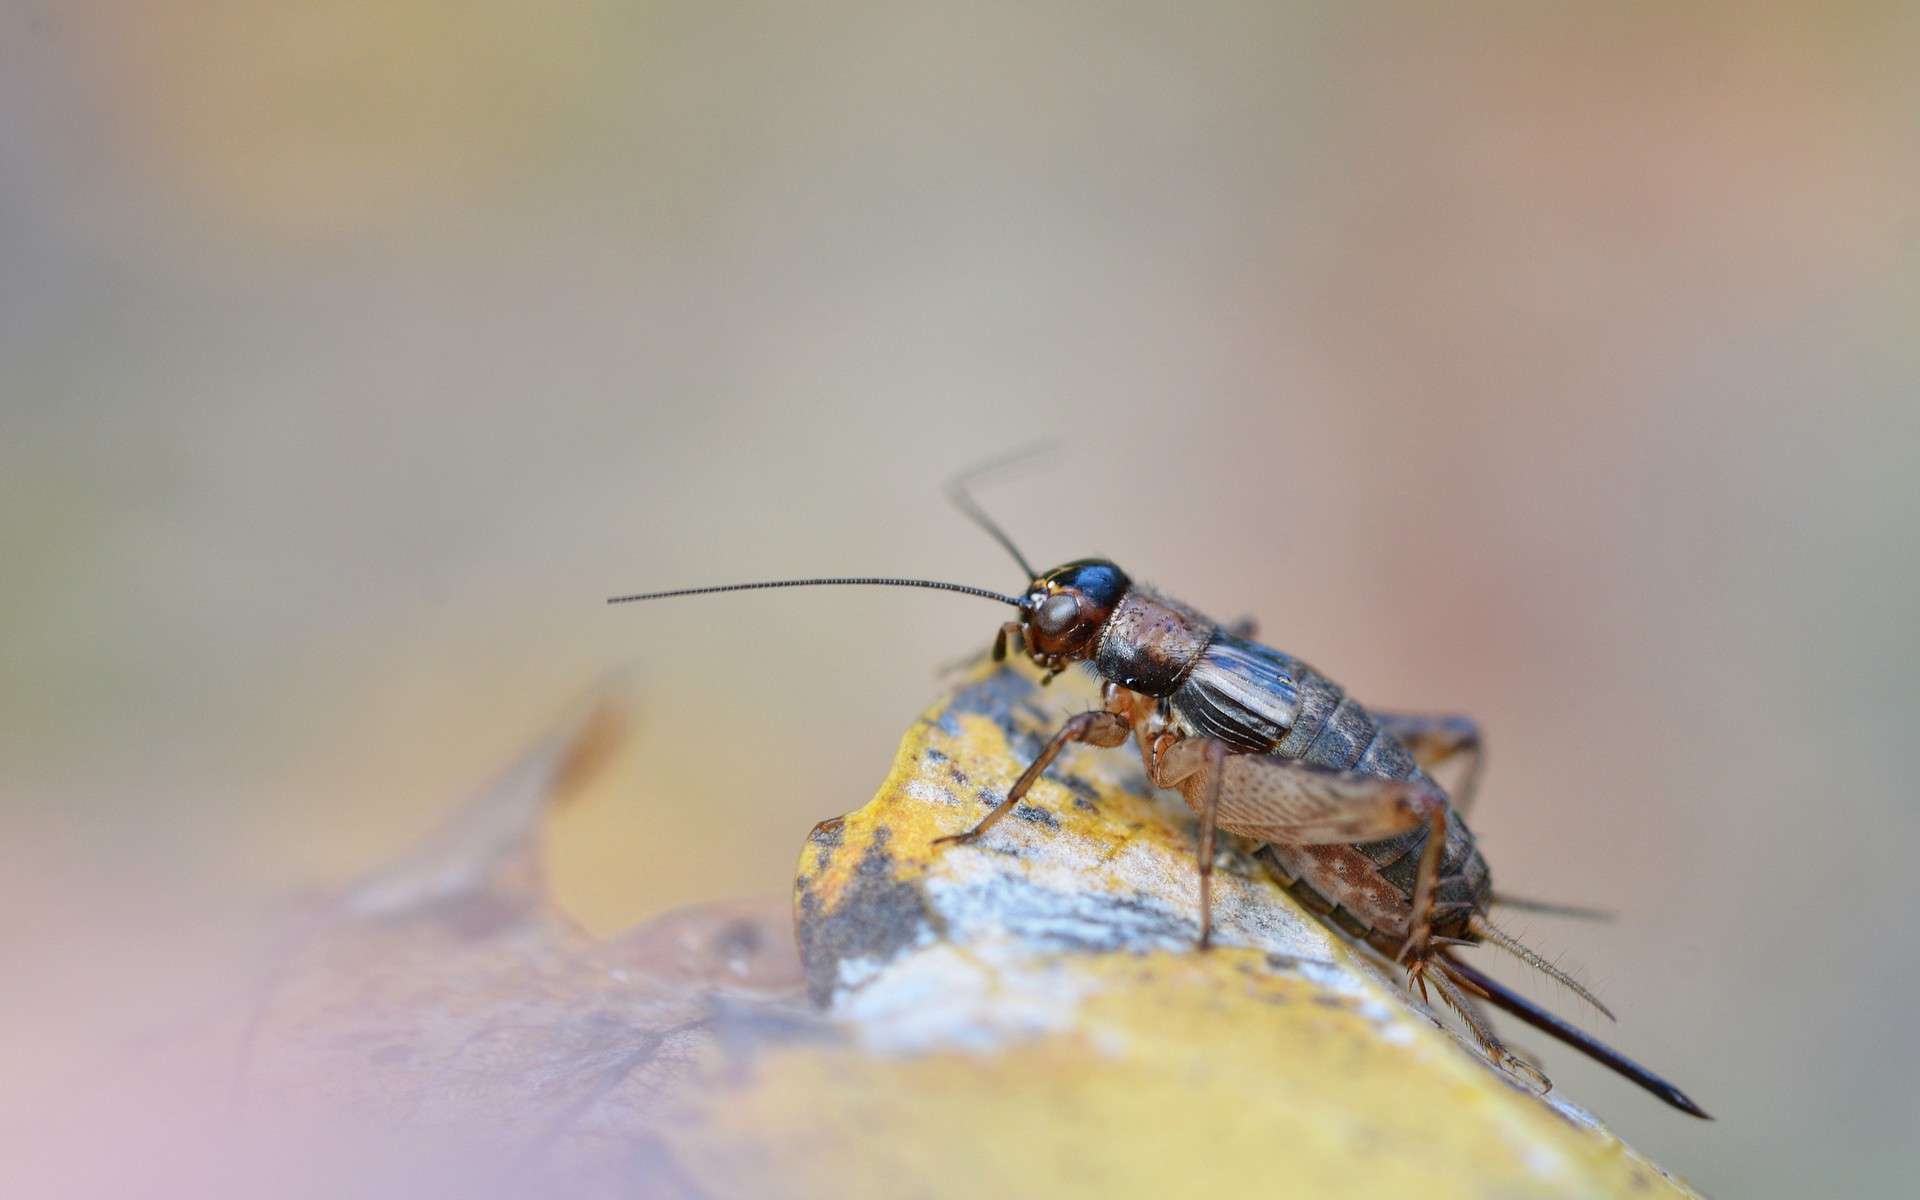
1034, 592, 1080, 638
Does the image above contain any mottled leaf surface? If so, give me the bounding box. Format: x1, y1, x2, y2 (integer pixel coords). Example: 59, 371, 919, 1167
120, 666, 1698, 1198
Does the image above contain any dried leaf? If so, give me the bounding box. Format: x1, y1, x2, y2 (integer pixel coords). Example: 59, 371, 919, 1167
203, 666, 1698, 1197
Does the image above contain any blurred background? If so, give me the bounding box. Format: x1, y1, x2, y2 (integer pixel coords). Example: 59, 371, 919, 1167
3, 1, 1916, 1194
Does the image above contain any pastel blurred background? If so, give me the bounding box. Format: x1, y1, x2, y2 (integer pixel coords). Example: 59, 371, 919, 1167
4, 2, 1916, 1194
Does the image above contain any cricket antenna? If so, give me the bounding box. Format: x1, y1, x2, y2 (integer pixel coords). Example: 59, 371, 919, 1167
947, 443, 1055, 581
607, 577, 1023, 607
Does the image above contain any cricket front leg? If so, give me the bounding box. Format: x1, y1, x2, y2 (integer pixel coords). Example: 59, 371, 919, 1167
932, 709, 1131, 846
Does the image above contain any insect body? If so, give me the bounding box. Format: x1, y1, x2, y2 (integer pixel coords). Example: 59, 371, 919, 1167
940, 557, 1487, 968
610, 466, 1708, 1119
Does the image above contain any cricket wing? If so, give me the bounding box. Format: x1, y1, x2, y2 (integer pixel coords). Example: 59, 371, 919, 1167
1169, 634, 1305, 752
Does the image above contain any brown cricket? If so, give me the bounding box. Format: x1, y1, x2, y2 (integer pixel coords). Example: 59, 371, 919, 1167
609, 460, 1709, 1119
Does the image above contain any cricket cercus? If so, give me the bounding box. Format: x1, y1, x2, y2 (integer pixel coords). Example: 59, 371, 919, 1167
608, 459, 1709, 1119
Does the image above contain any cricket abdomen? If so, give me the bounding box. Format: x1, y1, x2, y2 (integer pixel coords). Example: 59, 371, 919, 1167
1228, 657, 1492, 944
1262, 816, 1490, 948
1144, 625, 1492, 945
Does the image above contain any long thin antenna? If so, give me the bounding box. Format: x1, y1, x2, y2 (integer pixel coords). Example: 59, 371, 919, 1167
607, 577, 1022, 607
947, 442, 1055, 580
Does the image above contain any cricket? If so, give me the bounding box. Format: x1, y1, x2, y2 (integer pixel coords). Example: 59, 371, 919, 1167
608, 458, 1709, 1119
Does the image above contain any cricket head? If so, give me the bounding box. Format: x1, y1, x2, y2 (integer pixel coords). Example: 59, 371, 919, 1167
1015, 558, 1131, 666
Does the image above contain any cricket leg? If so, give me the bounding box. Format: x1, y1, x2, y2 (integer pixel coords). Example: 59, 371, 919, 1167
1189, 739, 1228, 949
1139, 733, 1455, 955
1375, 713, 1614, 920
1125, 726, 1229, 949
1392, 802, 1453, 1010
931, 709, 1130, 846
1427, 955, 1551, 1094
1286, 895, 1552, 1094
989, 621, 1024, 662
1371, 710, 1485, 815
1153, 742, 1454, 972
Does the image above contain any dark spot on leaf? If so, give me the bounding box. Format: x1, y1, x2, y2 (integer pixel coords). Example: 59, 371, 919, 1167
794, 826, 932, 1007
1014, 803, 1059, 830
1056, 772, 1102, 808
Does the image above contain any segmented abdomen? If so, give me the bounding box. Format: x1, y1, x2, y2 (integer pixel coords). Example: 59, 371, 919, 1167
1177, 638, 1490, 942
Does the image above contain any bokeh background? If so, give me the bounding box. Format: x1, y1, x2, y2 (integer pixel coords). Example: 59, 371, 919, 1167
4, 2, 1916, 1194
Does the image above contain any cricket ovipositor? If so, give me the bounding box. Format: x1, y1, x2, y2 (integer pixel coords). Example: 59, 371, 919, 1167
607, 460, 1710, 1120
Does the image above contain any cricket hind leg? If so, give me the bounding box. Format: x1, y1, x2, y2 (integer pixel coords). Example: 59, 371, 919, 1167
1426, 955, 1553, 1094
1295, 893, 1553, 1095
1370, 710, 1485, 815
1181, 744, 1457, 1005
1123, 721, 1231, 949
1145, 734, 1452, 956
932, 709, 1131, 846
1190, 739, 1228, 949
1163, 745, 1548, 1101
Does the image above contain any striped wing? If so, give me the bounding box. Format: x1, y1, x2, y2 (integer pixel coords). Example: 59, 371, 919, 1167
1170, 634, 1304, 752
